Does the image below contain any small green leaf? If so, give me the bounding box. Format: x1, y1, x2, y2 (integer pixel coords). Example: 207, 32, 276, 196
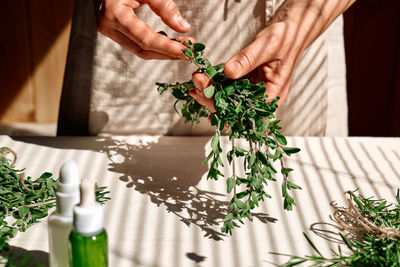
281, 167, 294, 177
275, 133, 287, 146
287, 181, 302, 190
204, 85, 215, 98
184, 48, 193, 58
282, 181, 288, 197
213, 63, 225, 70
206, 67, 218, 78
224, 212, 234, 222
211, 131, 220, 152
227, 177, 235, 193
215, 90, 223, 103
210, 114, 218, 126
254, 87, 266, 97
224, 86, 235, 96
194, 43, 206, 51
249, 152, 256, 168
251, 191, 259, 206
282, 147, 301, 155
234, 198, 247, 210
202, 151, 214, 165
18, 207, 29, 218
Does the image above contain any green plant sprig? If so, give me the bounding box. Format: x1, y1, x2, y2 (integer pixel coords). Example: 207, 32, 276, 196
273, 189, 400, 266
0, 147, 110, 251
156, 41, 301, 234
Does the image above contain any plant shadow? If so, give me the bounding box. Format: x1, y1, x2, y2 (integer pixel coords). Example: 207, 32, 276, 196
0, 246, 48, 267
14, 136, 277, 241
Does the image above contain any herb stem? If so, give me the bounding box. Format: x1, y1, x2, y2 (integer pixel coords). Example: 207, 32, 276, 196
232, 137, 237, 197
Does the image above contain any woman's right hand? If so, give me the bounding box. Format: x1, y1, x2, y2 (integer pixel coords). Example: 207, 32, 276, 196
96, 0, 193, 60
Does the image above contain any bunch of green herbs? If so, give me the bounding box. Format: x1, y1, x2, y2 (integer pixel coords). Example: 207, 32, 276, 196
156, 41, 301, 234
0, 147, 110, 252
273, 189, 400, 266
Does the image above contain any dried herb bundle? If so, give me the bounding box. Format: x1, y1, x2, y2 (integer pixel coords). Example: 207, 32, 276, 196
156, 41, 301, 234
274, 190, 400, 266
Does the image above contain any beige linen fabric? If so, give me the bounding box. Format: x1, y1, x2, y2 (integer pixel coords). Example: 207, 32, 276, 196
88, 0, 348, 136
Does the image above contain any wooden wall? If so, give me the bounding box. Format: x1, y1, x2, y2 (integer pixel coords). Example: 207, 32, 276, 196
344, 0, 400, 136
0, 0, 74, 123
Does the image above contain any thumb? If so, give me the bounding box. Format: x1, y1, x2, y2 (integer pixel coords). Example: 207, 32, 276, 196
145, 0, 191, 33
224, 38, 269, 79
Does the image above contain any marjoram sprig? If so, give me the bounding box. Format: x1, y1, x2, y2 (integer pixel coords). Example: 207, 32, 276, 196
156, 41, 301, 235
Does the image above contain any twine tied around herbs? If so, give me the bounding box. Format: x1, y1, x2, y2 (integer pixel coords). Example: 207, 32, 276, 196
331, 191, 400, 241
0, 147, 30, 192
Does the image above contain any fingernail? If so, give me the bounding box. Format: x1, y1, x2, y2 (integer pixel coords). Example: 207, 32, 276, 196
176, 16, 191, 29
226, 61, 242, 76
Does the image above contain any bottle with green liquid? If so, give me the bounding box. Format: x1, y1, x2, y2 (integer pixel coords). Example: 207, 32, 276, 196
69, 180, 108, 267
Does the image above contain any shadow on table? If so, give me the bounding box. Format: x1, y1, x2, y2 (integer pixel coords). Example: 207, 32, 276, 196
0, 246, 48, 267
14, 136, 277, 241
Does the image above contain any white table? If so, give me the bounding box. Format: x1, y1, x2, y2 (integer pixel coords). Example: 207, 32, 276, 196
2, 135, 400, 266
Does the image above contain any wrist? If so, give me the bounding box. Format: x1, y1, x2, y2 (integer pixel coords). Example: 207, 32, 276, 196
270, 2, 323, 52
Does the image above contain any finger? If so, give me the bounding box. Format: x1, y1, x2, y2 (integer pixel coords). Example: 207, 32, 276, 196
192, 72, 211, 90
172, 36, 196, 45
99, 5, 189, 58
144, 0, 191, 33
224, 37, 274, 79
99, 26, 178, 60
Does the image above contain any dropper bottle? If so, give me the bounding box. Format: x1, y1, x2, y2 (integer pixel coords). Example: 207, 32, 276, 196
48, 160, 80, 267
69, 179, 108, 267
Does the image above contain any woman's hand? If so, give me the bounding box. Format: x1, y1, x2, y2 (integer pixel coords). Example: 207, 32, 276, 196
96, 0, 193, 60
192, 0, 355, 106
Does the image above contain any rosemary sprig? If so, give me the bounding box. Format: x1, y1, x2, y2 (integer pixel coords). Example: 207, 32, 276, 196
273, 189, 400, 266
156, 41, 301, 234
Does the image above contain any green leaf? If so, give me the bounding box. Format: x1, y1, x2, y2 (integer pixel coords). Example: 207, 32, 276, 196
234, 198, 247, 210
236, 190, 249, 199
227, 177, 235, 193
287, 181, 302, 190
281, 167, 294, 177
211, 131, 220, 152
202, 151, 214, 166
275, 133, 287, 146
254, 87, 266, 97
184, 48, 193, 58
234, 147, 247, 157
282, 181, 288, 197
258, 120, 270, 134
213, 63, 225, 70
257, 150, 269, 165
194, 43, 206, 51
282, 147, 301, 155
251, 191, 259, 206
206, 67, 218, 78
215, 90, 223, 103
224, 85, 235, 96
210, 114, 218, 126
249, 152, 256, 168
224, 212, 234, 222
204, 85, 215, 98
18, 207, 29, 218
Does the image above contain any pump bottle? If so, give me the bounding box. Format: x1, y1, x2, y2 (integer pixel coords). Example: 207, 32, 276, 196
69, 179, 108, 267
48, 160, 80, 267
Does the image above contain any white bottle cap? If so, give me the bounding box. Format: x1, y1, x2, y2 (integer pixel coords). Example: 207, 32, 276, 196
73, 179, 104, 236
56, 160, 80, 217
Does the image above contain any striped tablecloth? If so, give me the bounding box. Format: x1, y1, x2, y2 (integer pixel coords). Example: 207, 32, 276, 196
2, 135, 400, 266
